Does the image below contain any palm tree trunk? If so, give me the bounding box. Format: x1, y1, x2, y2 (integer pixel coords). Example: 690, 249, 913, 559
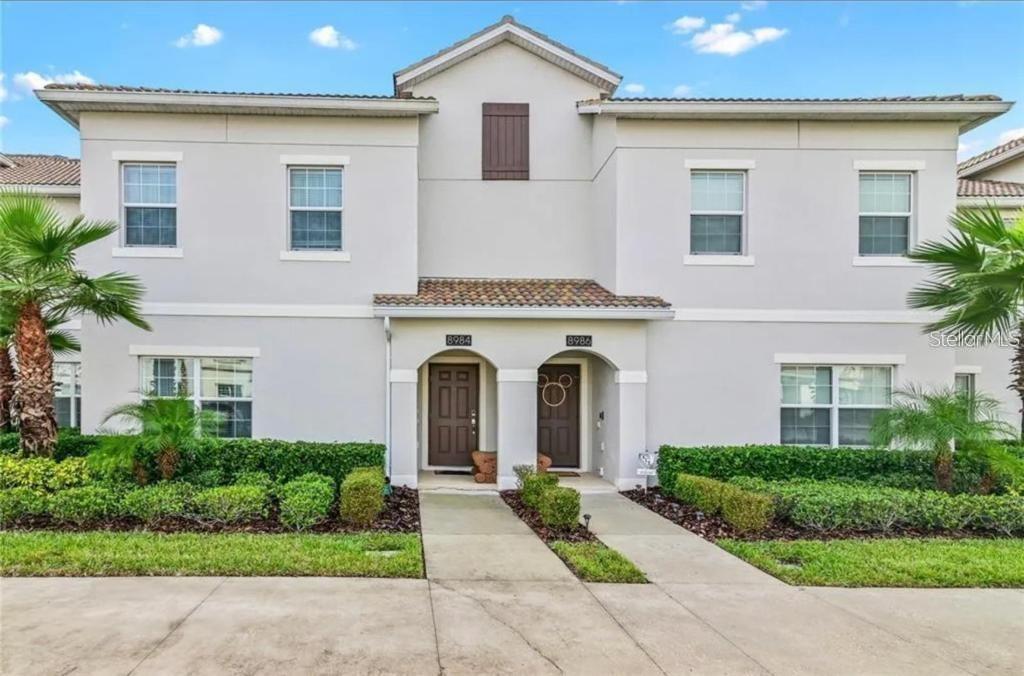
13, 302, 58, 456
0, 346, 15, 432
1012, 322, 1024, 440
934, 446, 954, 493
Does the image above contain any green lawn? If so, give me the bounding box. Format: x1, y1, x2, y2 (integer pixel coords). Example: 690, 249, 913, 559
549, 540, 647, 583
0, 532, 423, 578
719, 538, 1024, 588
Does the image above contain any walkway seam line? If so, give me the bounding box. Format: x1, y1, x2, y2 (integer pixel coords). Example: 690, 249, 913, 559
579, 583, 667, 675
125, 577, 227, 675
425, 579, 445, 675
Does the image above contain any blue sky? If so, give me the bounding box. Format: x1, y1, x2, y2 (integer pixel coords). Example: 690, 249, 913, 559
2, 1, 1022, 159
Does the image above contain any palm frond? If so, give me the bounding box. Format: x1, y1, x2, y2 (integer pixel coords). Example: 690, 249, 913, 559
57, 272, 151, 330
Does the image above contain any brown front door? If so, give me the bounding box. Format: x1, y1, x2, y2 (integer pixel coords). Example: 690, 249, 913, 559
428, 363, 479, 467
537, 364, 580, 468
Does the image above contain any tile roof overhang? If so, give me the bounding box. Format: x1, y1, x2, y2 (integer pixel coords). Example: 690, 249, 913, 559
957, 137, 1024, 177
957, 179, 1024, 208
373, 278, 673, 319
576, 96, 1013, 132
393, 15, 621, 96
0, 154, 80, 193
36, 84, 439, 128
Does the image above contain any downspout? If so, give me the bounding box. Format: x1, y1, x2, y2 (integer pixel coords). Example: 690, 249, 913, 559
384, 316, 393, 480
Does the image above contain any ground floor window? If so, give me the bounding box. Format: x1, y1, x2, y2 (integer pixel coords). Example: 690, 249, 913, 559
780, 365, 892, 446
140, 356, 253, 438
53, 362, 81, 430
954, 372, 976, 397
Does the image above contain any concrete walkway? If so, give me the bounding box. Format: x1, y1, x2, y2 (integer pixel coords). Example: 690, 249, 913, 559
2, 492, 1021, 674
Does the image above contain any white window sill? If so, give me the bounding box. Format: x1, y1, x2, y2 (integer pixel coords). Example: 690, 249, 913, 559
684, 255, 755, 267
852, 256, 920, 267
112, 247, 183, 259
279, 250, 351, 262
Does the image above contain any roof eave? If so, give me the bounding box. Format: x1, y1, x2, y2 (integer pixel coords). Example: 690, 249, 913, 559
576, 100, 1013, 131
0, 184, 81, 196
36, 89, 439, 128
957, 143, 1024, 178
372, 305, 673, 320
957, 195, 1024, 208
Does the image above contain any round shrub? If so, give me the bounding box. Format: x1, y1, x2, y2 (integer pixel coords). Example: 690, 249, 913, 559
0, 487, 48, 524
538, 485, 580, 529
123, 482, 194, 524
49, 486, 120, 525
339, 467, 384, 527
279, 473, 335, 530
720, 488, 774, 533
191, 485, 268, 523
521, 472, 559, 510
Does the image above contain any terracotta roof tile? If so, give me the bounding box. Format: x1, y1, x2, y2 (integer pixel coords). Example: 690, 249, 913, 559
581, 94, 1004, 105
0, 154, 80, 186
374, 278, 671, 309
958, 136, 1024, 175
43, 83, 435, 101
957, 178, 1024, 198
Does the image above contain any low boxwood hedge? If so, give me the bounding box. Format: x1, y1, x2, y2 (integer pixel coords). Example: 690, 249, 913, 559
673, 473, 774, 533
279, 473, 335, 530
0, 431, 103, 461
658, 444, 990, 493
0, 455, 91, 494
538, 485, 581, 529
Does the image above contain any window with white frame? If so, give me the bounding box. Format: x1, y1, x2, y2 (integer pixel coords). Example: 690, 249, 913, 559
858, 172, 912, 256
955, 372, 976, 397
690, 170, 745, 255
288, 167, 344, 250
780, 365, 892, 446
140, 356, 253, 438
53, 362, 81, 430
122, 163, 177, 247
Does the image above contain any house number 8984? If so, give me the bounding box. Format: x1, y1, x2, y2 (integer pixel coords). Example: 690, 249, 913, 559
446, 334, 472, 346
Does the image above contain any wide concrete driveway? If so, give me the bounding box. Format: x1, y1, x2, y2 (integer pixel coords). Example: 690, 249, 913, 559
2, 492, 1021, 674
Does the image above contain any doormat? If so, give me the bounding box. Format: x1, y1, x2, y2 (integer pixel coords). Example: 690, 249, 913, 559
549, 471, 581, 477
434, 470, 473, 476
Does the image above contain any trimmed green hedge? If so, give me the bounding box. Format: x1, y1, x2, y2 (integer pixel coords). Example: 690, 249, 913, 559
658, 444, 989, 493
0, 431, 103, 461
538, 485, 581, 529
673, 473, 774, 533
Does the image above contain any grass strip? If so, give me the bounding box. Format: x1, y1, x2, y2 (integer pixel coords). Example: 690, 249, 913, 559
0, 531, 423, 578
549, 540, 647, 583
718, 537, 1024, 588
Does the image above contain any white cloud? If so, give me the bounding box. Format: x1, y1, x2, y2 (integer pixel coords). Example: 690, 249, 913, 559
0, 115, 8, 130
309, 25, 357, 50
0, 73, 6, 102
726, 12, 742, 23
998, 128, 1024, 144
13, 70, 94, 93
958, 140, 980, 158
669, 16, 706, 34
175, 23, 223, 48
623, 83, 646, 95
741, 1, 768, 10
690, 22, 787, 56
672, 84, 693, 97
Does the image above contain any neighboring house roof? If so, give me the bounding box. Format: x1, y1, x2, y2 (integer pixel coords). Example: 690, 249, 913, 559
393, 15, 622, 96
0, 154, 80, 192
36, 84, 439, 128
373, 278, 672, 319
957, 178, 1024, 198
577, 96, 1011, 132
957, 136, 1024, 178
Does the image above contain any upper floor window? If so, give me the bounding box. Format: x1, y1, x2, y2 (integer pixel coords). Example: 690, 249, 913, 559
122, 163, 177, 247
482, 103, 529, 180
690, 170, 745, 255
858, 172, 912, 256
780, 365, 892, 447
54, 362, 81, 430
288, 167, 344, 250
140, 356, 253, 438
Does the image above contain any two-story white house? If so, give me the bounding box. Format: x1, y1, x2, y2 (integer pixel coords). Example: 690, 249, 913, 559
34, 16, 1015, 489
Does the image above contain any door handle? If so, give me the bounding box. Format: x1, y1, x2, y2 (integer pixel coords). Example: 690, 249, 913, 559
471, 409, 477, 435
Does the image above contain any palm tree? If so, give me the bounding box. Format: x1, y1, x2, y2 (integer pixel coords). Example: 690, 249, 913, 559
93, 396, 221, 482
0, 304, 81, 432
0, 191, 149, 456
870, 385, 1019, 492
908, 205, 1024, 435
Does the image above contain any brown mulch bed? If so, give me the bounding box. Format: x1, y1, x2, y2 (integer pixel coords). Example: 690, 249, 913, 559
4, 486, 420, 535
621, 487, 996, 542
500, 490, 595, 543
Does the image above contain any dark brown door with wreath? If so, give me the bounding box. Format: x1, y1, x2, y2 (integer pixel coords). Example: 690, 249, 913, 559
537, 364, 580, 468
428, 364, 479, 467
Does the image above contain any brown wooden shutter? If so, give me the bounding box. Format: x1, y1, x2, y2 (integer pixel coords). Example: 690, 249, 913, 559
482, 103, 529, 180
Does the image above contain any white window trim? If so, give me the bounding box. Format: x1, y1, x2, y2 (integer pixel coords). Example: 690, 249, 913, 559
684, 255, 755, 266
54, 362, 82, 430
689, 169, 749, 257
138, 356, 254, 438
286, 165, 346, 254
853, 160, 926, 171
954, 365, 983, 374
120, 161, 179, 249
112, 151, 183, 162
858, 170, 915, 257
775, 353, 907, 365
129, 345, 260, 358
780, 364, 894, 447
685, 159, 756, 170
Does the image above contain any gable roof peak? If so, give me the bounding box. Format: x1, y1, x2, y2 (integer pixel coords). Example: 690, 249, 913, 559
393, 16, 621, 96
